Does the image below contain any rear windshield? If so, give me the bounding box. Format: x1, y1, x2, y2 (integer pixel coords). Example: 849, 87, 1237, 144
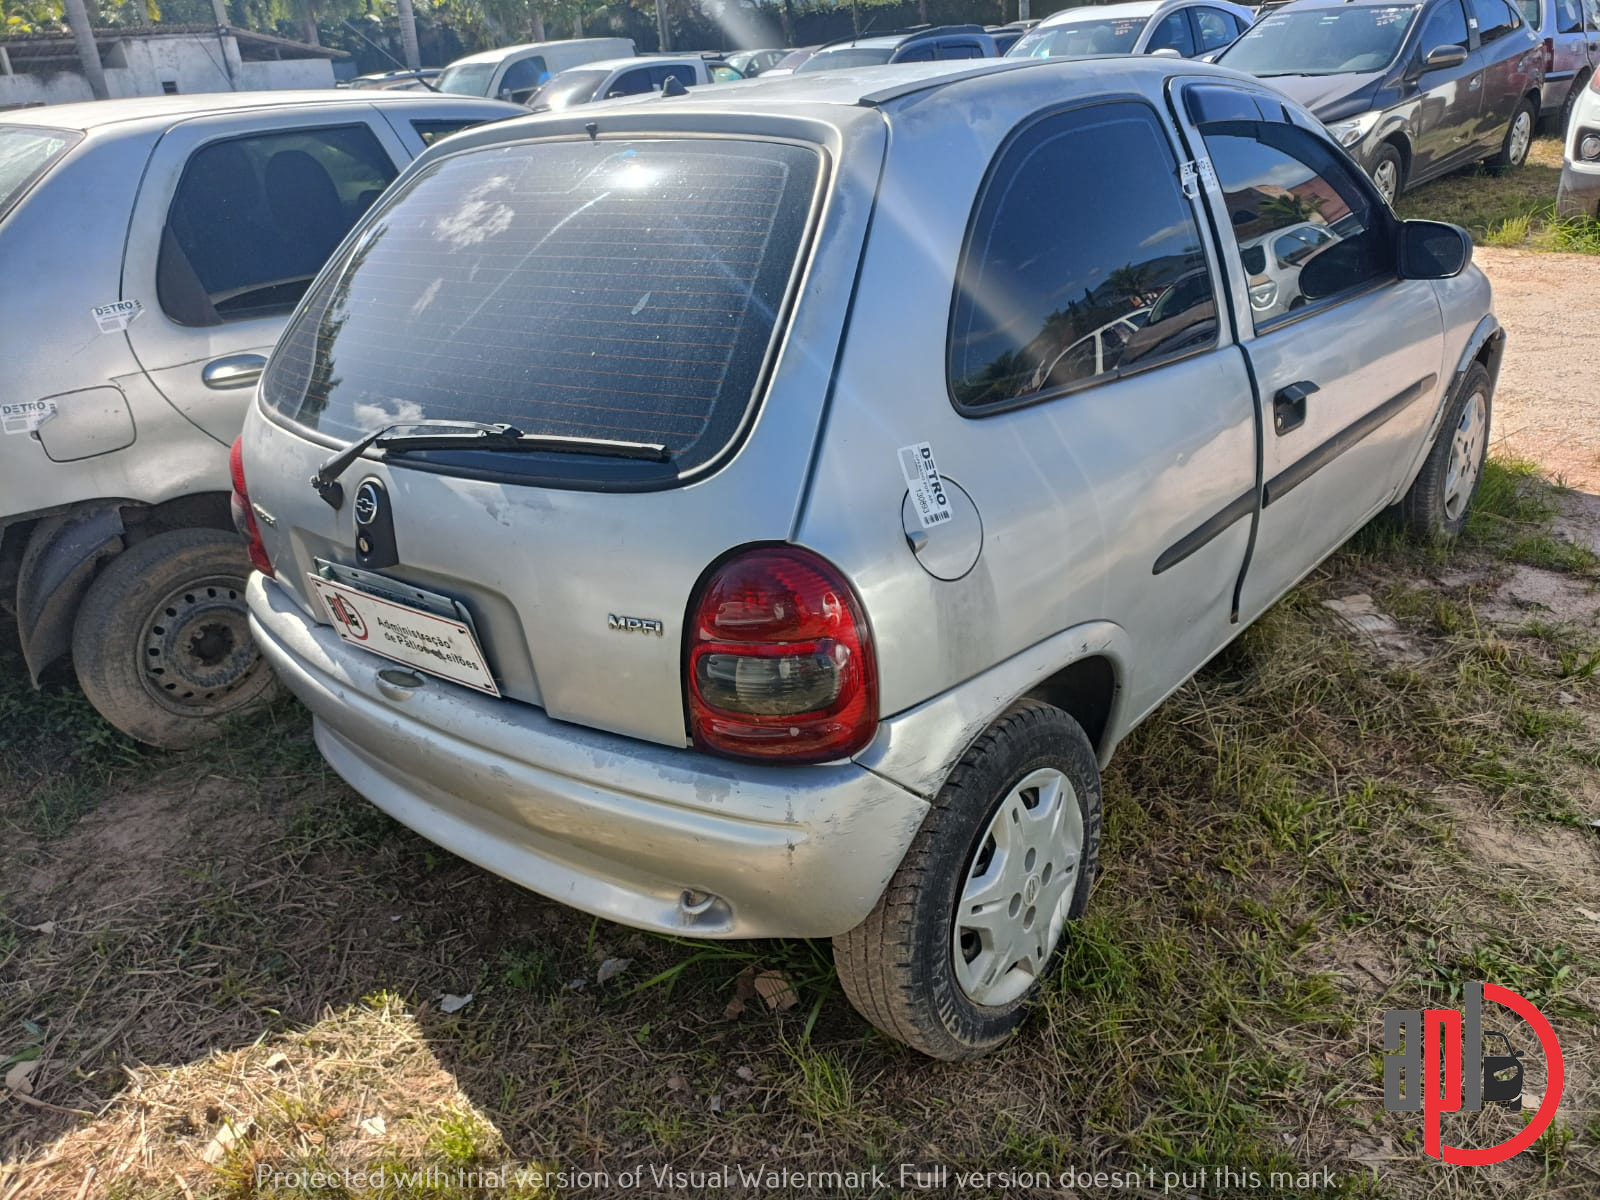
436, 62, 496, 95
0, 126, 80, 221
1219, 6, 1419, 76
261, 137, 820, 485
796, 47, 896, 71
1008, 18, 1147, 57
532, 68, 610, 109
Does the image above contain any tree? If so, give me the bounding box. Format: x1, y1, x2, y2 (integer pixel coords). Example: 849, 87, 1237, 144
1107, 261, 1157, 305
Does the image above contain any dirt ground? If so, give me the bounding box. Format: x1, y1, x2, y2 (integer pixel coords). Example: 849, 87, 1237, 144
1474, 248, 1600, 491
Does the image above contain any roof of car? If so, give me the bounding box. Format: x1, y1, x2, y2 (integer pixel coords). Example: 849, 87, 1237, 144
446, 38, 632, 67
0, 89, 510, 134
555, 55, 704, 74
1038, 0, 1167, 21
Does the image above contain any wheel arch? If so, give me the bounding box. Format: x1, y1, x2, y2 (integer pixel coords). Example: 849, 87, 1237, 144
1021, 654, 1118, 761
9, 493, 234, 684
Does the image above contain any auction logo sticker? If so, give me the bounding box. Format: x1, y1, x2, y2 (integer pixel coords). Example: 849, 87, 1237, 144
1384, 981, 1562, 1164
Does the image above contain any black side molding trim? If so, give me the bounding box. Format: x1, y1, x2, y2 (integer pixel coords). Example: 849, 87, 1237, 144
1153, 488, 1256, 575
1262, 374, 1436, 508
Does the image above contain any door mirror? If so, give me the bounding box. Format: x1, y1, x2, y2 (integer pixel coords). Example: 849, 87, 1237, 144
1423, 43, 1469, 69
1149, 46, 1185, 58
1397, 219, 1473, 278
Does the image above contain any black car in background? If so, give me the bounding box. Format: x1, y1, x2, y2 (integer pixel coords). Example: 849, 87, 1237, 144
1218, 0, 1544, 201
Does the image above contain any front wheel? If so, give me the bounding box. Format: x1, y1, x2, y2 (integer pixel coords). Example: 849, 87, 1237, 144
1489, 100, 1536, 174
71, 528, 279, 748
833, 701, 1102, 1059
1394, 362, 1492, 541
1370, 143, 1404, 206
1559, 73, 1588, 136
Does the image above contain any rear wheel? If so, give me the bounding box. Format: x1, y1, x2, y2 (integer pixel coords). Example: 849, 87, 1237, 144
71, 528, 279, 748
1394, 362, 1492, 541
833, 701, 1102, 1059
1489, 99, 1536, 174
1370, 143, 1404, 206
1559, 73, 1589, 135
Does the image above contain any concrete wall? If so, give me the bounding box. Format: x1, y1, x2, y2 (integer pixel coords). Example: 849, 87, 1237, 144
0, 36, 334, 110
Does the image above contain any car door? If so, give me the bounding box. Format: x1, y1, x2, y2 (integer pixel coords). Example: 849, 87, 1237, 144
1175, 81, 1445, 623
494, 55, 549, 104
1468, 0, 1532, 144
1588, 0, 1600, 71
121, 108, 407, 446
1552, 0, 1591, 98
1409, 0, 1483, 177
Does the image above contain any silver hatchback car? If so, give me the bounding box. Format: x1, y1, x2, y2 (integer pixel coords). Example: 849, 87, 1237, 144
239, 57, 1502, 1058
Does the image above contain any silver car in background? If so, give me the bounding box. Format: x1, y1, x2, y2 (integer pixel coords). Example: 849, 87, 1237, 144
238, 58, 1501, 1058
0, 91, 518, 748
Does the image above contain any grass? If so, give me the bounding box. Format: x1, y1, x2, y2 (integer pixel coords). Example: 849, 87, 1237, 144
2, 460, 1598, 1198
1395, 135, 1600, 253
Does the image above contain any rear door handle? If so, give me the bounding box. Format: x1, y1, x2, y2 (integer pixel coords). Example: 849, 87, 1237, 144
1273, 381, 1318, 435
202, 353, 267, 390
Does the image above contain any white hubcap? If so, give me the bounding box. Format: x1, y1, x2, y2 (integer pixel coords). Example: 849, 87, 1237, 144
1374, 160, 1399, 204
1444, 391, 1486, 521
1509, 112, 1531, 165
953, 768, 1084, 1008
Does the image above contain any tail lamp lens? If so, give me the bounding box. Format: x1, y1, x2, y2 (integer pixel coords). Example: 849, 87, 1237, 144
686, 547, 877, 762
228, 437, 274, 576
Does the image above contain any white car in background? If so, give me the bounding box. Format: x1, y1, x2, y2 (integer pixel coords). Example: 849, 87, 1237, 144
529, 55, 742, 112
1557, 71, 1600, 215
1006, 0, 1255, 60
435, 38, 635, 104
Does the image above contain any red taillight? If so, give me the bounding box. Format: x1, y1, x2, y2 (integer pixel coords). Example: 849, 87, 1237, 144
228, 437, 274, 576
1542, 37, 1554, 74
686, 546, 877, 763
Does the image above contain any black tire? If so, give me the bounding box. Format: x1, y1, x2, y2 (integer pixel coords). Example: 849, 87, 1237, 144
1394, 362, 1493, 541
72, 528, 279, 748
1369, 142, 1405, 206
1488, 99, 1536, 174
1559, 74, 1589, 136
833, 701, 1102, 1060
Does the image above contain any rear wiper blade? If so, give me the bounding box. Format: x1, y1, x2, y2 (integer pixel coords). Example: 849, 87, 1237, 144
310, 419, 669, 510
378, 429, 671, 462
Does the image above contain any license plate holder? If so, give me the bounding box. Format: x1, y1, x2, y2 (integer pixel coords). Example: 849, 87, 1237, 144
307, 567, 500, 697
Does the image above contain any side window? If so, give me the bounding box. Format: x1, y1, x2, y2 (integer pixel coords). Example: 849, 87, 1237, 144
1557, 0, 1584, 31
608, 68, 655, 97
1515, 0, 1541, 24
158, 124, 398, 326
1146, 10, 1198, 55
1588, 0, 1600, 29
412, 119, 484, 147
654, 64, 699, 89
1419, 0, 1472, 53
1470, 0, 1520, 40
897, 43, 937, 62
499, 57, 548, 96
1194, 8, 1239, 50
948, 101, 1216, 411
710, 64, 743, 81
1200, 119, 1394, 330
939, 41, 987, 59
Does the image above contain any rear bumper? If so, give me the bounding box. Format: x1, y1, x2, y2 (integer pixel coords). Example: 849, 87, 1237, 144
248, 574, 930, 938
1557, 161, 1600, 220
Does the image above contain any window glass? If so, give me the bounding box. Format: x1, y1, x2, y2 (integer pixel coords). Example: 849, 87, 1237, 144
499, 57, 549, 95
608, 68, 656, 96
261, 139, 820, 479
0, 125, 79, 221
896, 43, 937, 61
1515, 0, 1541, 23
1419, 0, 1472, 51
654, 64, 698, 89
412, 120, 485, 147
536, 68, 609, 109
1200, 120, 1393, 328
794, 47, 895, 71
948, 102, 1215, 410
710, 64, 743, 81
1557, 0, 1584, 31
1587, 0, 1600, 28
159, 124, 397, 325
1219, 6, 1420, 75
1009, 18, 1145, 57
435, 62, 495, 95
938, 41, 987, 59
1194, 8, 1239, 50
1470, 0, 1520, 40
1147, 10, 1199, 54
